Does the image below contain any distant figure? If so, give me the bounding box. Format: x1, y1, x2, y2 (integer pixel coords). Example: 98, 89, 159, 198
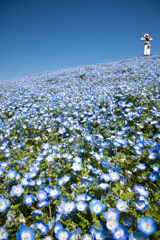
141, 33, 153, 56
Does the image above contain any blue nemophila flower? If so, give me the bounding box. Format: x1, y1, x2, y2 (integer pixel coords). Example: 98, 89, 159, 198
89, 199, 106, 214
97, 183, 110, 190
2, 197, 10, 209
27, 169, 38, 178
16, 225, 36, 240
36, 190, 47, 201
46, 154, 54, 163
0, 198, 8, 212
29, 180, 36, 187
73, 156, 82, 163
23, 194, 34, 206
42, 185, 51, 193
0, 167, 3, 177
148, 171, 159, 182
75, 194, 87, 201
109, 170, 120, 181
6, 169, 16, 179
134, 200, 148, 211
94, 152, 101, 161
48, 186, 61, 199
112, 224, 129, 240
104, 208, 120, 221
147, 149, 157, 160
138, 217, 157, 236
85, 134, 92, 141
57, 177, 65, 187
31, 209, 43, 217
16, 173, 21, 180
94, 229, 108, 240
62, 175, 71, 183
123, 216, 133, 227
152, 164, 160, 172
129, 232, 149, 240
69, 228, 82, 240
132, 185, 150, 198
36, 178, 43, 186
116, 199, 129, 212
21, 178, 30, 186
71, 162, 82, 171
136, 163, 147, 171
38, 200, 50, 209
0, 162, 9, 169
0, 226, 9, 239
75, 200, 88, 212
82, 234, 93, 240
43, 236, 53, 240
100, 173, 111, 182
35, 220, 49, 236
106, 219, 119, 232
55, 229, 70, 240
10, 184, 24, 197
62, 201, 75, 214
53, 222, 63, 234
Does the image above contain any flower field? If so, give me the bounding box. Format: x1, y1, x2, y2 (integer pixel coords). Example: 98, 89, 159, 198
0, 55, 160, 239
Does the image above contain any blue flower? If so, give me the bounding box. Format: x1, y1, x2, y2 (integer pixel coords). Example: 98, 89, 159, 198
6, 169, 16, 179
34, 220, 49, 235
10, 184, 24, 197
23, 194, 34, 206
94, 229, 108, 240
21, 178, 30, 186
62, 201, 75, 214
31, 209, 43, 217
71, 163, 82, 171
16, 225, 36, 240
152, 165, 160, 172
148, 171, 159, 182
100, 173, 111, 182
109, 170, 120, 181
136, 163, 147, 171
69, 228, 82, 240
53, 222, 63, 234
75, 194, 87, 201
134, 200, 148, 211
123, 216, 133, 227
48, 186, 61, 199
106, 219, 119, 232
0, 226, 9, 239
97, 183, 110, 190
112, 224, 129, 240
89, 199, 106, 215
129, 232, 149, 240
104, 208, 120, 221
55, 229, 70, 240
42, 185, 51, 193
75, 200, 88, 212
82, 234, 93, 240
36, 178, 43, 186
138, 217, 157, 236
116, 199, 129, 212
132, 185, 150, 198
36, 190, 47, 201
38, 200, 50, 209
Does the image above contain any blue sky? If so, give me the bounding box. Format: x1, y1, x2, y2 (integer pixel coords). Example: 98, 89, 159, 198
0, 0, 160, 81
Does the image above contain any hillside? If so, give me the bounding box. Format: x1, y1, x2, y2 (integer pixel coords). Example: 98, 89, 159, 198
1, 55, 160, 106
0, 56, 160, 239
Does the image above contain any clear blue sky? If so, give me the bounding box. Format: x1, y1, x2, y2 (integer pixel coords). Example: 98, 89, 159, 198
0, 0, 160, 81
